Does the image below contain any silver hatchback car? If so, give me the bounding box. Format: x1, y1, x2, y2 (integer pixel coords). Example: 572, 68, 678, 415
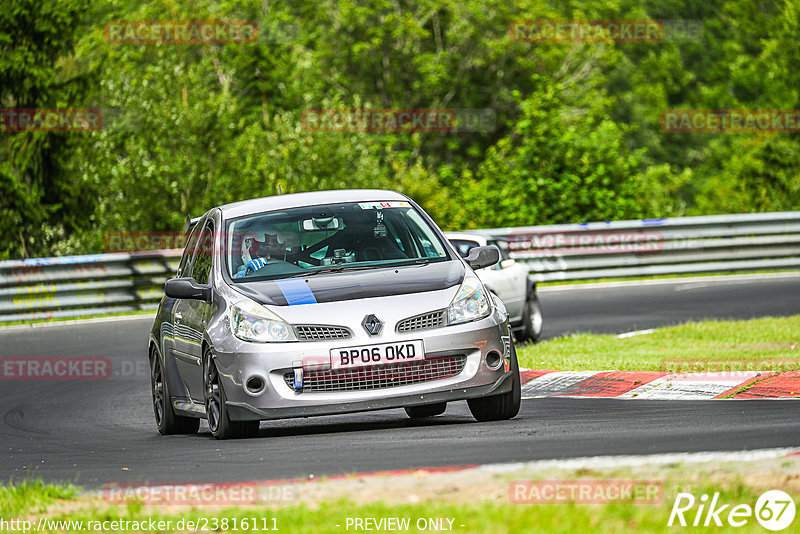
149, 190, 521, 439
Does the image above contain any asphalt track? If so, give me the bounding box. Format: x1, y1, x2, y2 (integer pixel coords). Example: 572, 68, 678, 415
1, 274, 799, 487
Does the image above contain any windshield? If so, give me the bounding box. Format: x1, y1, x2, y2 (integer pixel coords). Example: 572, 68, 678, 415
225, 201, 450, 281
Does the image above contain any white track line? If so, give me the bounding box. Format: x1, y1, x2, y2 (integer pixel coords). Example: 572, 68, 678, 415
619, 371, 763, 400
539, 272, 800, 292
521, 371, 599, 399
0, 313, 156, 331
478, 447, 800, 473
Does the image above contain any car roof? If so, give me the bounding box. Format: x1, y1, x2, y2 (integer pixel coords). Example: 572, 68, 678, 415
445, 232, 509, 244
216, 189, 410, 219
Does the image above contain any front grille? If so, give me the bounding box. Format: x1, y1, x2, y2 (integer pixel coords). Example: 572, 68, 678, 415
295, 325, 352, 341
284, 355, 467, 392
396, 310, 446, 333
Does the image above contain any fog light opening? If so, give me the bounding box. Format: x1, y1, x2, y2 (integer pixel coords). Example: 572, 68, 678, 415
484, 350, 502, 370
245, 375, 266, 395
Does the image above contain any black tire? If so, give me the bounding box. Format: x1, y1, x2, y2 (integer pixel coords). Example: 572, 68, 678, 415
404, 403, 447, 419
518, 292, 543, 343
150, 349, 200, 435
204, 350, 260, 440
467, 344, 521, 422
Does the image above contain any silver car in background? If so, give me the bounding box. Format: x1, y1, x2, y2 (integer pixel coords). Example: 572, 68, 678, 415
149, 190, 521, 439
446, 233, 543, 343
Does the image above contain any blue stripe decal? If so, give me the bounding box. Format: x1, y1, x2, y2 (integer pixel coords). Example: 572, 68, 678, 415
275, 279, 318, 306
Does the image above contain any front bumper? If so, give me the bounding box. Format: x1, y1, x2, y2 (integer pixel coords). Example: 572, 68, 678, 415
211, 291, 513, 421
226, 371, 513, 421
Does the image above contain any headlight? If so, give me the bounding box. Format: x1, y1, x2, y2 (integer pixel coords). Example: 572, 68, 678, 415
447, 275, 491, 325
230, 300, 297, 343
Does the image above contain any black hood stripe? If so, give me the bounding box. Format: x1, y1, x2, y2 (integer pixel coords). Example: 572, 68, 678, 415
235, 261, 465, 306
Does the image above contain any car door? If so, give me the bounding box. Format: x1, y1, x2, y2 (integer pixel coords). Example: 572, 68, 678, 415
172, 219, 215, 401
487, 240, 527, 322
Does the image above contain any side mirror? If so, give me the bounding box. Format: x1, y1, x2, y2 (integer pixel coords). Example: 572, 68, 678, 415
164, 277, 211, 302
465, 246, 500, 270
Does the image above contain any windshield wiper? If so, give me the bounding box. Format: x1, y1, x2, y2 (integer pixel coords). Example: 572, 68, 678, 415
392, 258, 437, 267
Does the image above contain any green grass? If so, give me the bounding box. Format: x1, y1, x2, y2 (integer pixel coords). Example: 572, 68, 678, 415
4, 475, 795, 533
517, 316, 800, 371
0, 309, 155, 328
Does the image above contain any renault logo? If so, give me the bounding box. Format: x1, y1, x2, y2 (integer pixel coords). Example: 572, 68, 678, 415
362, 314, 383, 336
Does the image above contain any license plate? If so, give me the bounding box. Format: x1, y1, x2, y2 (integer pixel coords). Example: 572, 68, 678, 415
331, 340, 425, 370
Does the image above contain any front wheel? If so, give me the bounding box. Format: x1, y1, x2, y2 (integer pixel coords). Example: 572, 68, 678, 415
204, 350, 260, 440
150, 349, 199, 435
467, 344, 521, 422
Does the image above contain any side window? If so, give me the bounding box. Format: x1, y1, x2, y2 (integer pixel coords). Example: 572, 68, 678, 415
450, 239, 479, 258
309, 245, 329, 260
177, 225, 201, 277
487, 240, 508, 271
383, 219, 408, 253
191, 222, 214, 285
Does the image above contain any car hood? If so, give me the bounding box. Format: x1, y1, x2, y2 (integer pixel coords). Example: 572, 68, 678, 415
231, 260, 465, 307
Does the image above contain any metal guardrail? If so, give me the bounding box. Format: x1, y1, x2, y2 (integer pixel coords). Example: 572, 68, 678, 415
1, 211, 799, 322
472, 211, 800, 282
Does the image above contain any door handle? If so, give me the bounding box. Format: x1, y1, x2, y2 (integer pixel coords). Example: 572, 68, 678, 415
174, 312, 183, 323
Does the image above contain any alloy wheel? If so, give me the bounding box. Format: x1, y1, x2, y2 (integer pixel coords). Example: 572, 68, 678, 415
529, 298, 543, 337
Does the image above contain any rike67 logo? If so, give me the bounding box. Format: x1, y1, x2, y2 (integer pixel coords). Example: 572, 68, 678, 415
668, 490, 796, 531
